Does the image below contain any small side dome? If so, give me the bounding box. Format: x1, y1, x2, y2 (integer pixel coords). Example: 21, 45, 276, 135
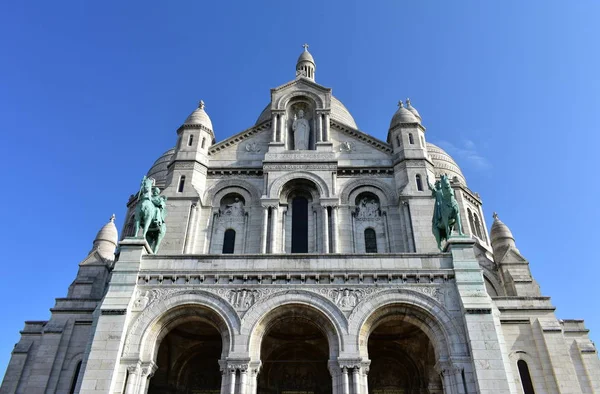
147, 148, 175, 188
426, 142, 467, 185
92, 214, 118, 260
390, 101, 419, 129
297, 47, 315, 65
405, 98, 422, 122
184, 100, 213, 130
490, 212, 515, 249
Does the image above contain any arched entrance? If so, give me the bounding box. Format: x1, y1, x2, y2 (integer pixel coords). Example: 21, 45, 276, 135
148, 320, 222, 394
367, 319, 440, 394
255, 305, 336, 394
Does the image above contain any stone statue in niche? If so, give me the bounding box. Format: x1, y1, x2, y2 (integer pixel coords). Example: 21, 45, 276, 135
356, 197, 380, 218
224, 198, 244, 216
292, 109, 310, 150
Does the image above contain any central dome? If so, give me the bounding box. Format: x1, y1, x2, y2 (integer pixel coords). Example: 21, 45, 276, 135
255, 96, 358, 129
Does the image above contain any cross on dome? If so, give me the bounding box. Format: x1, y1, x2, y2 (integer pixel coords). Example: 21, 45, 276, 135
302, 43, 309, 51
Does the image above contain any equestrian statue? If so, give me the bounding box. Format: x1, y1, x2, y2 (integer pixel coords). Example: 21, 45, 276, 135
133, 176, 167, 253
428, 174, 464, 251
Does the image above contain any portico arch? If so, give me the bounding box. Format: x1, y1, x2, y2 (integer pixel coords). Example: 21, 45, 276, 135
269, 172, 329, 199
242, 291, 346, 360
124, 290, 240, 362
350, 289, 465, 360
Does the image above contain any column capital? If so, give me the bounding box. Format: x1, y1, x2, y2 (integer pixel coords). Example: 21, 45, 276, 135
434, 360, 462, 376
140, 361, 158, 378
126, 362, 141, 375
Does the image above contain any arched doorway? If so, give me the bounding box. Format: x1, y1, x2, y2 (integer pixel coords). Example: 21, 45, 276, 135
148, 320, 222, 394
367, 319, 439, 393
256, 306, 333, 394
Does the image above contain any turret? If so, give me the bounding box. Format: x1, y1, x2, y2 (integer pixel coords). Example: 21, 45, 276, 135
90, 214, 118, 260
167, 100, 214, 195
388, 100, 431, 194
67, 215, 117, 299
490, 213, 541, 296
296, 44, 316, 81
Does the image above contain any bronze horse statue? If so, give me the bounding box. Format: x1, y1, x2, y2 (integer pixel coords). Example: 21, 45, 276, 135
429, 174, 464, 251
133, 176, 167, 253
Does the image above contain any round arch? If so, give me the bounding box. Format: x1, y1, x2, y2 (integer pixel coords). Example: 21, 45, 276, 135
340, 178, 397, 206
269, 172, 330, 199
203, 179, 262, 207
349, 289, 467, 360
123, 290, 240, 362
241, 290, 346, 360
274, 90, 325, 110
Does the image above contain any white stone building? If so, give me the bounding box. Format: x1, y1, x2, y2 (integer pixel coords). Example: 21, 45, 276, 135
2, 46, 599, 394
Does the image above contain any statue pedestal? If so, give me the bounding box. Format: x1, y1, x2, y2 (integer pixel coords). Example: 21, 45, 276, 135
443, 235, 474, 252
267, 142, 286, 153
315, 141, 333, 152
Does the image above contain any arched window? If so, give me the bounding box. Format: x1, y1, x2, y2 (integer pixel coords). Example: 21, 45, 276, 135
467, 208, 475, 236
517, 360, 535, 394
177, 176, 186, 193
415, 174, 423, 191
69, 361, 82, 394
408, 133, 414, 144
188, 134, 194, 146
201, 137, 206, 149
364, 228, 377, 253
222, 229, 236, 254
473, 213, 483, 239
291, 197, 309, 253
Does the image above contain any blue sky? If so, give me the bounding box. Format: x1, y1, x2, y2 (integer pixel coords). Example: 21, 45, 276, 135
1, 0, 599, 377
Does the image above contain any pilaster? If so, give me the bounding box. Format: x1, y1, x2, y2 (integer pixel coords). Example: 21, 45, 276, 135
78, 238, 150, 394
446, 237, 516, 394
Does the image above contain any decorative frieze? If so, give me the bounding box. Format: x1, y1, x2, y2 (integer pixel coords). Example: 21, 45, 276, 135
263, 163, 337, 171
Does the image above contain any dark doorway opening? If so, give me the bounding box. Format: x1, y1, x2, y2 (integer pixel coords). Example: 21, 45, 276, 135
291, 197, 308, 253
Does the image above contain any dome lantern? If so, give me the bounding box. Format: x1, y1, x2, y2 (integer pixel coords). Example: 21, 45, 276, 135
296, 44, 316, 81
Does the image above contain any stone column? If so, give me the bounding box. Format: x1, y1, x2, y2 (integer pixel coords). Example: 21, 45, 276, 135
341, 367, 350, 394
331, 206, 338, 253
184, 202, 198, 253
138, 362, 157, 394
261, 206, 268, 254
239, 368, 248, 394
280, 207, 287, 253
324, 113, 330, 141
352, 367, 361, 394
124, 365, 140, 394
269, 206, 278, 253
248, 362, 261, 394
280, 112, 287, 145
271, 114, 277, 142
322, 206, 330, 253
362, 367, 369, 394
317, 112, 323, 142
228, 368, 237, 394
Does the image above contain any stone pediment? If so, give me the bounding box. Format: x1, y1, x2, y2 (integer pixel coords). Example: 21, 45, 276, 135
331, 121, 393, 156
208, 122, 272, 164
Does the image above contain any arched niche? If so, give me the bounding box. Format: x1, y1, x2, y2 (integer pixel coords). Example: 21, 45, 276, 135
286, 98, 317, 150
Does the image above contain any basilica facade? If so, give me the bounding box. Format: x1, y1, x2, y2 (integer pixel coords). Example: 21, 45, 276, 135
2, 47, 599, 394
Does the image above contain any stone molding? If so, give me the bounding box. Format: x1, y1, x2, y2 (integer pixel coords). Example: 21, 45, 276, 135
263, 163, 337, 171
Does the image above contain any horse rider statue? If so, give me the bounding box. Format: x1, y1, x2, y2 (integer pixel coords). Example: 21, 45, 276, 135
133, 176, 167, 253
428, 174, 464, 251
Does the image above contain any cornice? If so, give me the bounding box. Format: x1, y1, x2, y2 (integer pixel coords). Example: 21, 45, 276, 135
208, 122, 271, 155
331, 121, 392, 154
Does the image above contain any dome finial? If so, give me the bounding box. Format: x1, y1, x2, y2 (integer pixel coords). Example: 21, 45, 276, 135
303, 43, 309, 51
406, 98, 411, 106
493, 212, 499, 220
398, 100, 404, 108
110, 214, 115, 223
198, 100, 205, 109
